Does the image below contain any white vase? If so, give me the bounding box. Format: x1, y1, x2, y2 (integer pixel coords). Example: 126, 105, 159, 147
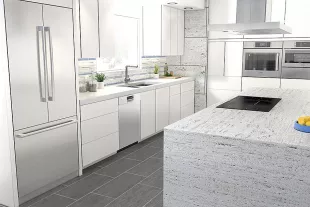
154, 74, 159, 79
97, 82, 105, 89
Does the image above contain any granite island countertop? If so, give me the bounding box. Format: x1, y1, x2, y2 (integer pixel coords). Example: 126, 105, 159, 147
166, 88, 310, 148
79, 77, 194, 105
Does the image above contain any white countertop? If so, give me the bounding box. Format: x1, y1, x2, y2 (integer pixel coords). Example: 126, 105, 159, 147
166, 88, 310, 148
79, 77, 194, 105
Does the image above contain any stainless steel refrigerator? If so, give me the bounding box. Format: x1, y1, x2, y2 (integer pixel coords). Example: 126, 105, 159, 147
5, 0, 79, 203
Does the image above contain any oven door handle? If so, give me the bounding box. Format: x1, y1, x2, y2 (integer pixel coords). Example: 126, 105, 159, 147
275, 53, 280, 71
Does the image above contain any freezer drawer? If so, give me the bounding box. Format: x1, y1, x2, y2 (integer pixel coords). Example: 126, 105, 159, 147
15, 119, 78, 199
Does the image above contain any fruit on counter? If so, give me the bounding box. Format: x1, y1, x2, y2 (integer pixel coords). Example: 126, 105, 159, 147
298, 116, 310, 126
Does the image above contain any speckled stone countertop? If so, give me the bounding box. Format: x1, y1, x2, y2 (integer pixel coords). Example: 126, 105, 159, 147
166, 88, 310, 148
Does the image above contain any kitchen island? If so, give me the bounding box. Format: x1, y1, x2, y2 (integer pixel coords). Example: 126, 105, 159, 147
164, 88, 310, 207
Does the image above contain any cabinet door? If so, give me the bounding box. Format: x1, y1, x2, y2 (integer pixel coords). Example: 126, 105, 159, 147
224, 42, 243, 77
162, 6, 171, 56
142, 6, 162, 56
208, 42, 225, 76
141, 90, 156, 140
114, 0, 142, 18
281, 79, 310, 90
169, 94, 181, 124
285, 0, 310, 38
170, 8, 178, 56
208, 0, 243, 39
5, 1, 48, 130
79, 0, 99, 58
99, 0, 115, 58
156, 87, 170, 132
177, 9, 185, 55
43, 6, 77, 122
181, 103, 194, 119
20, 0, 72, 8
207, 89, 239, 107
208, 76, 242, 91
242, 77, 280, 91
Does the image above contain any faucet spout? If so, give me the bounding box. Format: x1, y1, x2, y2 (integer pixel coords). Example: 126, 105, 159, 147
124, 65, 139, 84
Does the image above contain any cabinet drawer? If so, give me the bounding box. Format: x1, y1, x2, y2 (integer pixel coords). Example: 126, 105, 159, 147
170, 84, 181, 96
81, 112, 119, 144
181, 81, 194, 93
82, 132, 119, 167
281, 79, 310, 90
208, 76, 242, 91
81, 98, 118, 121
181, 103, 194, 119
181, 90, 195, 107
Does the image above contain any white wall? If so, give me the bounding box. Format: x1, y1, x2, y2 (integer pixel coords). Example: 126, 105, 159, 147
0, 0, 18, 206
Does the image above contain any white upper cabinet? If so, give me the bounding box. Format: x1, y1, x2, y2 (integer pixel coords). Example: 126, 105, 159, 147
143, 5, 185, 56
285, 0, 310, 38
208, 42, 225, 76
224, 42, 243, 77
114, 0, 142, 18
208, 41, 243, 77
21, 0, 72, 8
208, 0, 243, 39
162, 0, 205, 10
80, 0, 99, 58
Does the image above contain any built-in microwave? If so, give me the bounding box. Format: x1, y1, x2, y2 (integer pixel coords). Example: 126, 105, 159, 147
282, 41, 310, 79
243, 42, 283, 78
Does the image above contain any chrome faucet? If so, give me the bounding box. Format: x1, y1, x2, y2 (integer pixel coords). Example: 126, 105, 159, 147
124, 65, 138, 84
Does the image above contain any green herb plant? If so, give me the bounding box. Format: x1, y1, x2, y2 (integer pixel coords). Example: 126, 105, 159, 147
154, 64, 160, 74
95, 73, 106, 82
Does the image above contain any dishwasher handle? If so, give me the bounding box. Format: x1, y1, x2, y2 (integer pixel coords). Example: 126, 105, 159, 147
127, 95, 134, 102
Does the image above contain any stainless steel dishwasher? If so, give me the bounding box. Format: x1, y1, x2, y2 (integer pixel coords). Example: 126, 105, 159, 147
119, 94, 141, 149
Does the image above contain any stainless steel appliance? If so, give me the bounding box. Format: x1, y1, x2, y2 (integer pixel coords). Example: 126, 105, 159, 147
119, 94, 141, 149
243, 41, 283, 78
282, 41, 310, 79
5, 1, 78, 203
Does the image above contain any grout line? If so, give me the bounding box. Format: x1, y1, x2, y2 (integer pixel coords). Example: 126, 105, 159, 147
54, 193, 77, 201
139, 183, 162, 190
142, 190, 163, 207
125, 172, 148, 178
124, 157, 142, 162
91, 192, 115, 199
93, 172, 115, 179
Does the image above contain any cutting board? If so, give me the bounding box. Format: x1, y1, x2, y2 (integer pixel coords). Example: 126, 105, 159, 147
159, 76, 182, 79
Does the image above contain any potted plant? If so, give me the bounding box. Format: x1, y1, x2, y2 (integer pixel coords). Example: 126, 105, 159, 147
154, 64, 160, 79
95, 73, 106, 89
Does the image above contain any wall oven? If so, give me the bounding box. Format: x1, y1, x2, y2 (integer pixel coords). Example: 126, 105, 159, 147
282, 41, 310, 79
243, 42, 283, 78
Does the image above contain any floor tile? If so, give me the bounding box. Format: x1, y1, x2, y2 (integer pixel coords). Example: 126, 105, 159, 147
147, 137, 163, 149
95, 173, 144, 198
20, 185, 67, 207
31, 194, 74, 207
128, 158, 163, 177
144, 191, 163, 207
140, 168, 163, 189
152, 150, 163, 159
58, 174, 112, 200
106, 184, 161, 207
96, 158, 141, 177
126, 146, 162, 161
69, 193, 113, 207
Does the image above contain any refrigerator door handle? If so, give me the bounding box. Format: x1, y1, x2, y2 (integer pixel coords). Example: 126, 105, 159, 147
44, 27, 55, 102
16, 119, 77, 138
36, 26, 47, 102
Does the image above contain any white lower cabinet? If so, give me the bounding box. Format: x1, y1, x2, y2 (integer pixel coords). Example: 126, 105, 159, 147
281, 79, 310, 90
242, 77, 280, 91
82, 132, 119, 167
169, 94, 181, 124
141, 90, 156, 140
207, 89, 240, 107
156, 87, 170, 132
181, 103, 195, 119
208, 76, 242, 91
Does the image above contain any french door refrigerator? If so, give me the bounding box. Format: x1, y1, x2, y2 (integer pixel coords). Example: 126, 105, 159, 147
5, 0, 78, 203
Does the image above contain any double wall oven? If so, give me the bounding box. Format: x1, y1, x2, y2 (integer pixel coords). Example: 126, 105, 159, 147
282, 41, 310, 79
243, 41, 283, 78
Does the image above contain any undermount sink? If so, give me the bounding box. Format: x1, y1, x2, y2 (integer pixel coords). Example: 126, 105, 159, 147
118, 82, 160, 88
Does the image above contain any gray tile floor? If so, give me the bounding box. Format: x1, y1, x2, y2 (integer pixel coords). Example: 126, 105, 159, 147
21, 133, 164, 207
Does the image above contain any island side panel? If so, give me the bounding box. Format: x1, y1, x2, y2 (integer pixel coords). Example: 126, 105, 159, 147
164, 129, 310, 207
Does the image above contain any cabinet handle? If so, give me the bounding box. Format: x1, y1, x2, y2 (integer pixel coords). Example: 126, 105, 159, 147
44, 27, 55, 102
36, 26, 47, 102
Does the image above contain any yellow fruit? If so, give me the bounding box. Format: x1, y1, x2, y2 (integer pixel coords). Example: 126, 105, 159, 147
306, 122, 310, 127
298, 117, 306, 125
305, 116, 310, 122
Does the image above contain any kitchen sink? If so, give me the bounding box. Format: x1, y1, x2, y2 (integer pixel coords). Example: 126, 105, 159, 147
118, 82, 160, 88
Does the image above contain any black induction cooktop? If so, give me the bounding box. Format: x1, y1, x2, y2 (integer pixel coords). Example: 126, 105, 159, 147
217, 96, 281, 112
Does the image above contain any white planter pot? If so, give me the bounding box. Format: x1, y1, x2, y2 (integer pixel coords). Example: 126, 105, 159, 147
97, 82, 105, 89
154, 74, 159, 79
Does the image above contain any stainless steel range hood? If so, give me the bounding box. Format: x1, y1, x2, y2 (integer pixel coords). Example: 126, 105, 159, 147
208, 0, 292, 35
